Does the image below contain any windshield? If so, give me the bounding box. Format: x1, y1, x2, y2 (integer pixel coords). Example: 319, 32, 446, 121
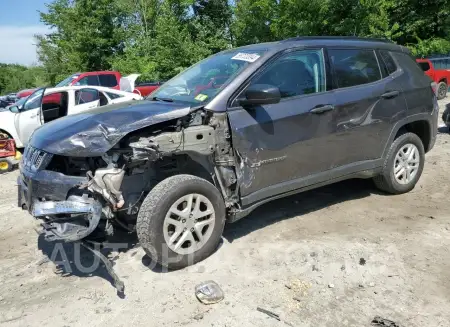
149, 50, 266, 104
55, 74, 80, 87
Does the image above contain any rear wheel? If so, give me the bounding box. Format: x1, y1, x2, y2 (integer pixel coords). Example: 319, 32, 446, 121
137, 174, 225, 269
0, 158, 13, 174
373, 133, 425, 194
437, 81, 448, 100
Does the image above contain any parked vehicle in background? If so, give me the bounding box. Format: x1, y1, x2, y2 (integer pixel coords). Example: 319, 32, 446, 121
17, 37, 438, 287
16, 88, 37, 99
133, 76, 165, 96
16, 71, 164, 99
0, 86, 141, 148
416, 58, 450, 99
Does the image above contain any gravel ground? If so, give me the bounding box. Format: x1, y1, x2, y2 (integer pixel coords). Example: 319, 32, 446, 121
0, 97, 449, 327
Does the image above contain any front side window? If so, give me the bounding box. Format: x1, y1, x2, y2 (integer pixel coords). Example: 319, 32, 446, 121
76, 75, 100, 86
75, 89, 99, 105
23, 88, 44, 111
329, 49, 381, 88
250, 49, 326, 99
150, 49, 266, 104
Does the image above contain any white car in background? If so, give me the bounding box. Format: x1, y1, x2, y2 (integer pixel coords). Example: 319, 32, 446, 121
0, 86, 142, 148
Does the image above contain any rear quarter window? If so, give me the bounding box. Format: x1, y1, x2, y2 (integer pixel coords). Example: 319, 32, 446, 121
393, 52, 429, 77
379, 51, 397, 75
329, 49, 381, 88
106, 92, 123, 100
417, 62, 431, 71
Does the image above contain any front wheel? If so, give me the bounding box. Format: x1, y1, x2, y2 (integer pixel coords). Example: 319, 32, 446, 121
373, 132, 425, 194
137, 174, 225, 269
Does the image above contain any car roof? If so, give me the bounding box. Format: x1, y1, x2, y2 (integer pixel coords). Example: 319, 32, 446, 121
228, 36, 408, 54
42, 85, 131, 95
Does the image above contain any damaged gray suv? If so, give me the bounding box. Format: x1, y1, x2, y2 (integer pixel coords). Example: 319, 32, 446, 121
19, 37, 438, 279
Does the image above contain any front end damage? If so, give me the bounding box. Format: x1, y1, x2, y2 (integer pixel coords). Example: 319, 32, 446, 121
18, 106, 240, 291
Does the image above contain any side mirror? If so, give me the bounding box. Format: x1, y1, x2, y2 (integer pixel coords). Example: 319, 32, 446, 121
9, 106, 19, 113
239, 84, 281, 107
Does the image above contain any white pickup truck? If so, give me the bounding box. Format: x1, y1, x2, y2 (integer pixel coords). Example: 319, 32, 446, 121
0, 85, 142, 148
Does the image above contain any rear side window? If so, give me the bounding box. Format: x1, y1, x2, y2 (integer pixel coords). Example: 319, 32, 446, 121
106, 92, 123, 99
77, 75, 100, 86
329, 49, 381, 88
99, 74, 118, 87
379, 51, 397, 75
75, 89, 99, 105
417, 62, 431, 72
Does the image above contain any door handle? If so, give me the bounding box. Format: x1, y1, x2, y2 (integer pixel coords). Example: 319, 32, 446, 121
310, 104, 334, 114
30, 114, 37, 118
381, 90, 400, 99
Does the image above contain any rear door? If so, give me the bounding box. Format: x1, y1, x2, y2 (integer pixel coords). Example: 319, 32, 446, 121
71, 88, 101, 114
14, 88, 45, 145
228, 48, 338, 204
327, 48, 407, 167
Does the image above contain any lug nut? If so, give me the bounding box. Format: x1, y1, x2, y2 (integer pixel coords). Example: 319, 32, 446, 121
190, 228, 194, 232
182, 219, 186, 223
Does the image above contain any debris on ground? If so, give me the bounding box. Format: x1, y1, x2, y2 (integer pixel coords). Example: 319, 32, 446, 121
195, 280, 224, 305
193, 313, 204, 320
359, 258, 366, 265
328, 283, 335, 288
257, 307, 280, 321
371, 316, 400, 327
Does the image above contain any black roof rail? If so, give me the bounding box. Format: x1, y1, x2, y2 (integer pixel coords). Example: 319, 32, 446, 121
281, 36, 394, 43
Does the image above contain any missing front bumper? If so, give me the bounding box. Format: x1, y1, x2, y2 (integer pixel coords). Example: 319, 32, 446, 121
33, 195, 102, 242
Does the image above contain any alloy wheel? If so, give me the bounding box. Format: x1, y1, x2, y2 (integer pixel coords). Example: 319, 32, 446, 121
393, 143, 420, 185
163, 193, 216, 255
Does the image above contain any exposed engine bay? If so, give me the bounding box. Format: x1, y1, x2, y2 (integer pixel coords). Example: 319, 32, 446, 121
20, 109, 239, 291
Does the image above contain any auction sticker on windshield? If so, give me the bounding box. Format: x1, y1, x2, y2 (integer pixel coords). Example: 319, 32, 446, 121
231, 53, 261, 63
195, 94, 208, 102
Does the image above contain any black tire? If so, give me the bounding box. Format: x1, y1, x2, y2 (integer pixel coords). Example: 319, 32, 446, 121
373, 132, 425, 194
137, 174, 226, 269
0, 158, 13, 174
442, 106, 450, 127
437, 81, 448, 100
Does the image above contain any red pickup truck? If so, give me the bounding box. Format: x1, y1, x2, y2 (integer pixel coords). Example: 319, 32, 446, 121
416, 58, 450, 100
16, 71, 163, 99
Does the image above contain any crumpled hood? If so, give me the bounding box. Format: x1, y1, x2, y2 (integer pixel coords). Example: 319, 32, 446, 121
30, 100, 192, 157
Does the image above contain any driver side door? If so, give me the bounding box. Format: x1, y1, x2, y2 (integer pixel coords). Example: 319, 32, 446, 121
14, 88, 45, 146
227, 49, 338, 205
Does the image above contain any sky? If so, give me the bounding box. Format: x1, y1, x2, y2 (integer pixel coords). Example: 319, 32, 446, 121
0, 0, 50, 66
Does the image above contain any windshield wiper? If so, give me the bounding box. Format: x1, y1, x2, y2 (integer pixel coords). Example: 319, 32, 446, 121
151, 96, 174, 102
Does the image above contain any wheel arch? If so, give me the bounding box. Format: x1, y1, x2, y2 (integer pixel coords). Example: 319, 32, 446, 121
383, 115, 433, 158
0, 128, 13, 139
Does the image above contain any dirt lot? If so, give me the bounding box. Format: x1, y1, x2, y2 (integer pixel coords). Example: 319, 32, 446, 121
1, 98, 450, 327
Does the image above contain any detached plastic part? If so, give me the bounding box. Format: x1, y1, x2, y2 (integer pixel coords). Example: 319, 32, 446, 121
195, 280, 224, 304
